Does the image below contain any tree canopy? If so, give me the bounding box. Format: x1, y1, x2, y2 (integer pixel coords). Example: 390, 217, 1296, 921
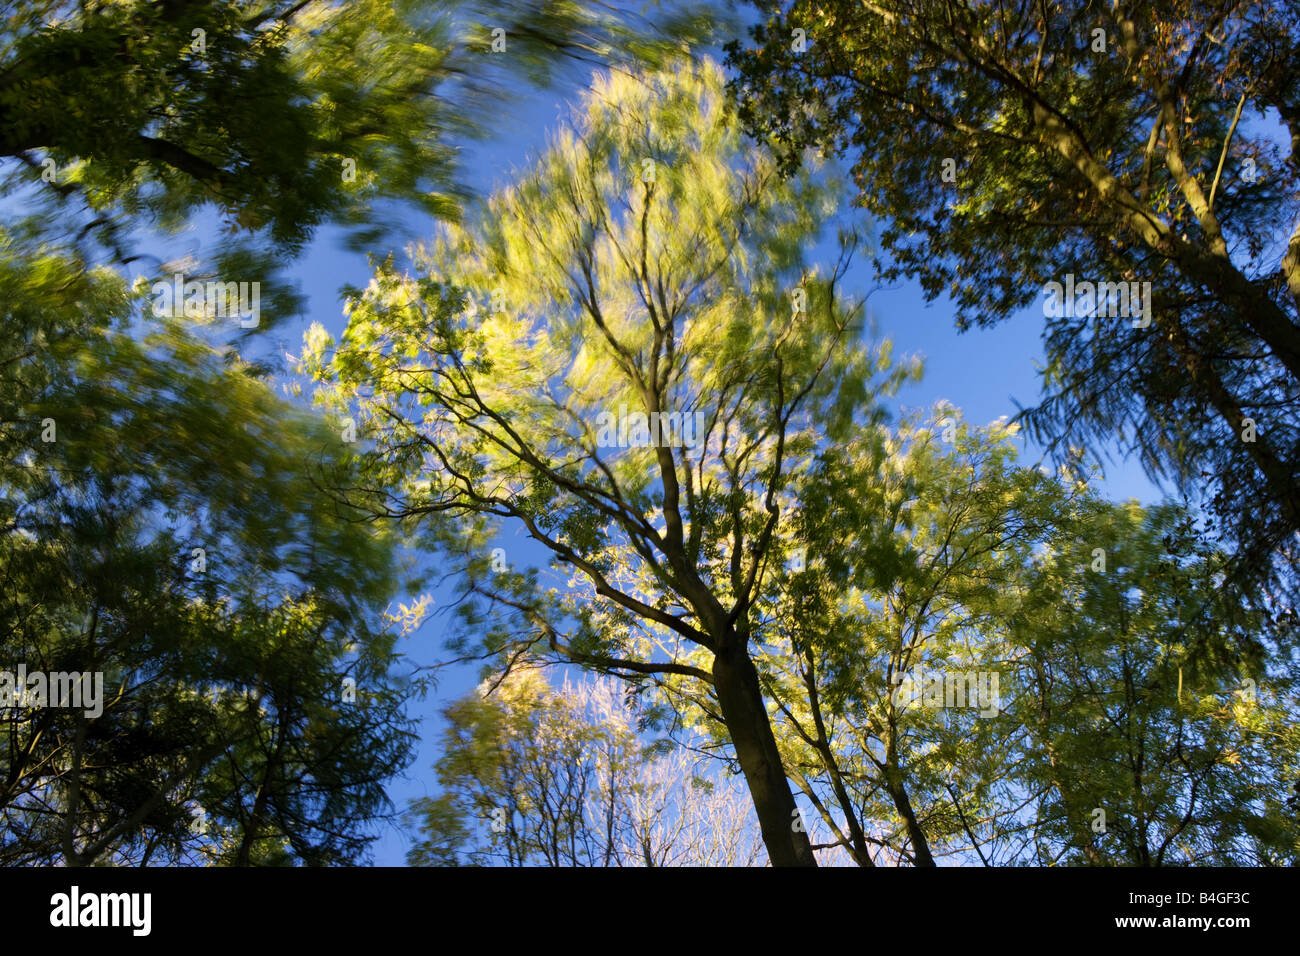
726, 0, 1300, 595
2, 0, 715, 346
0, 236, 419, 864
0, 0, 720, 867
306, 53, 1298, 866
3, 0, 1295, 871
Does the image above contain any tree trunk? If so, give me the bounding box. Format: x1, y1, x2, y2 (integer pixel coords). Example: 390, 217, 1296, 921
711, 643, 817, 866
883, 718, 935, 866
885, 770, 936, 867
236, 692, 291, 866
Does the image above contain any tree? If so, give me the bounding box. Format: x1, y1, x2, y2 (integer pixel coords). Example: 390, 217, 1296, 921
1, 0, 716, 344
305, 55, 917, 865
408, 669, 766, 866
0, 239, 418, 865
0, 0, 718, 866
726, 0, 1300, 590
0, 0, 715, 245
665, 404, 1297, 866
1008, 498, 1299, 865
744, 408, 1079, 866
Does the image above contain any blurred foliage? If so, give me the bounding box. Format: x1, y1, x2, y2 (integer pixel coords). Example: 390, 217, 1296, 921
0, 0, 721, 865
0, 0, 721, 345
3, 0, 1290, 868
1011, 497, 1298, 865
0, 235, 419, 864
308, 54, 905, 865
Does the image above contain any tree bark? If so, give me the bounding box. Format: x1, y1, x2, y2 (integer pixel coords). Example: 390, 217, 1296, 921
884, 769, 936, 867
711, 643, 817, 866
